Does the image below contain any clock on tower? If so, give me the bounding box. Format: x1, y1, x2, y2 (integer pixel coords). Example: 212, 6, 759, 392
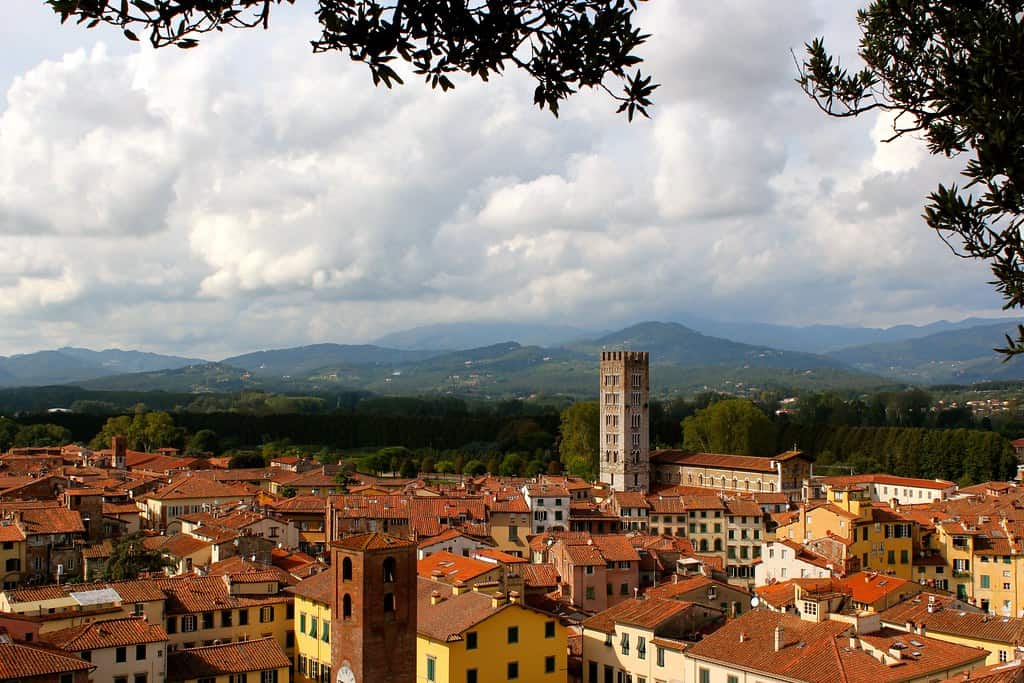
331, 533, 417, 683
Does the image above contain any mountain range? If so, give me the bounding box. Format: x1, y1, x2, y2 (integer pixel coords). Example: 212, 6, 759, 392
1, 317, 1021, 397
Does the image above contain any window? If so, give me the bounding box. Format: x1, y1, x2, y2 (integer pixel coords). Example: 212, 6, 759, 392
1000, 650, 1009, 663
259, 672, 278, 683
656, 647, 665, 667
427, 655, 437, 682
982, 575, 991, 589
589, 661, 598, 683
202, 612, 214, 629
4, 558, 19, 572
166, 617, 177, 634
466, 631, 478, 650
259, 607, 274, 623
82, 650, 92, 662
620, 631, 630, 655
342, 557, 353, 581
229, 676, 247, 683
199, 679, 215, 683
384, 592, 395, 612
727, 676, 739, 683
383, 557, 397, 583
699, 669, 710, 683
467, 670, 478, 683
545, 656, 556, 673
60, 676, 74, 683
222, 610, 233, 627
508, 626, 519, 644
116, 646, 127, 663
182, 615, 197, 632
507, 661, 519, 679
135, 675, 148, 683
238, 609, 249, 625
114, 677, 128, 683
586, 587, 595, 600
637, 636, 646, 659
545, 621, 556, 638
343, 594, 353, 619
136, 644, 146, 660
310, 617, 318, 638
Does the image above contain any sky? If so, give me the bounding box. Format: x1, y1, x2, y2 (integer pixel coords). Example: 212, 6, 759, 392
0, 1, 1007, 359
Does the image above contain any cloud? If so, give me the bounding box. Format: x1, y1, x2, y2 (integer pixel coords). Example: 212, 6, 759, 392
0, 0, 1005, 357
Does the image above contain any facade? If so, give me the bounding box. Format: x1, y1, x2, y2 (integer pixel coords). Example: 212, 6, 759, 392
582, 597, 722, 683
330, 532, 418, 683
598, 351, 650, 493
416, 578, 567, 683
756, 539, 835, 585
41, 616, 169, 683
522, 482, 570, 534
819, 474, 957, 506
289, 570, 333, 683
651, 449, 812, 497
0, 522, 27, 589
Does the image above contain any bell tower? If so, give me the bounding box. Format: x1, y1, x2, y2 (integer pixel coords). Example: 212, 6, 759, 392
331, 532, 417, 683
599, 351, 650, 492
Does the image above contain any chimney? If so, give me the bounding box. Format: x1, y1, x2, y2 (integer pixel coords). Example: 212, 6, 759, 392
491, 592, 506, 608
430, 590, 443, 605
509, 590, 520, 605
773, 626, 784, 652
848, 636, 859, 649
452, 580, 469, 596
917, 623, 926, 637
739, 632, 746, 643
905, 620, 914, 632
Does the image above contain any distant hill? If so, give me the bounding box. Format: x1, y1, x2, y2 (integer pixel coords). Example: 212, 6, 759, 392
570, 322, 849, 369
0, 348, 204, 387
372, 322, 598, 350
674, 313, 1019, 354
826, 322, 1024, 384
81, 362, 257, 393
222, 344, 442, 378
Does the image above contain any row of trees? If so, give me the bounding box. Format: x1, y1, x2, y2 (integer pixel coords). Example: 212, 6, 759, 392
558, 396, 1019, 486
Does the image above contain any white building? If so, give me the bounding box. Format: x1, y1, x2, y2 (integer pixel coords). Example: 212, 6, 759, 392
521, 481, 570, 534
755, 539, 834, 586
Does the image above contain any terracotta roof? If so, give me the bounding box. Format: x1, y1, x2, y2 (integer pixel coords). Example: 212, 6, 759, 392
564, 542, 606, 567
0, 506, 86, 535
270, 494, 326, 512
0, 522, 26, 542
612, 491, 651, 509
880, 593, 1024, 644
0, 642, 94, 678
417, 577, 513, 641
43, 617, 168, 651
583, 597, 695, 634
473, 548, 528, 564
154, 575, 291, 614
838, 572, 913, 605
287, 567, 333, 605
418, 528, 467, 548
161, 533, 212, 558
102, 502, 141, 515
592, 535, 641, 562
821, 474, 956, 490
520, 563, 560, 588
149, 476, 254, 501
651, 449, 804, 473
486, 496, 530, 513
332, 532, 415, 551
418, 551, 496, 582
688, 609, 988, 683
81, 539, 114, 559
523, 482, 570, 497
645, 575, 742, 601
166, 638, 290, 680
939, 658, 1024, 683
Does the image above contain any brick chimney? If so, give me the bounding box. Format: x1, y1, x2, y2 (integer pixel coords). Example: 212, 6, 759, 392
773, 626, 784, 652
112, 435, 127, 469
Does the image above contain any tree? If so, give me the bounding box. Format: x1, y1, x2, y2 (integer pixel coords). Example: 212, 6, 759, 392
186, 429, 220, 456
798, 2, 1024, 355
463, 459, 487, 476
558, 401, 599, 480
279, 485, 298, 498
46, 0, 657, 120
0, 418, 20, 451
682, 399, 776, 456
90, 415, 133, 450
13, 423, 73, 447
228, 451, 266, 468
103, 532, 173, 580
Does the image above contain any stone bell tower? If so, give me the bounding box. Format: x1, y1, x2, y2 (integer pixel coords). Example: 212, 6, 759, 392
598, 351, 650, 492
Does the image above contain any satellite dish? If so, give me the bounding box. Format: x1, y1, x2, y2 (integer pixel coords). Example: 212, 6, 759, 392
750, 596, 760, 608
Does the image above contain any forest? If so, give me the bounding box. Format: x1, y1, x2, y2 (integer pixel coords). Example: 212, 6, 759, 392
0, 388, 1019, 486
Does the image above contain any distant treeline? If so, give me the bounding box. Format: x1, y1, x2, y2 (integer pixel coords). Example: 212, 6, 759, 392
14, 410, 561, 453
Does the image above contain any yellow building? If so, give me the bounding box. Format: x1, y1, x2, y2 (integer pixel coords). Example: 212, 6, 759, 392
0, 522, 27, 589
288, 568, 333, 683
776, 485, 916, 579
485, 496, 531, 558
166, 637, 291, 683
416, 578, 566, 683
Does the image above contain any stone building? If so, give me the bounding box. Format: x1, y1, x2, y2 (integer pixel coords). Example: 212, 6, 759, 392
599, 351, 650, 493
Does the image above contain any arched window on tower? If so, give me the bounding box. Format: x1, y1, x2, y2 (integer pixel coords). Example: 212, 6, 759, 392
343, 594, 352, 619
383, 557, 397, 584
342, 557, 353, 581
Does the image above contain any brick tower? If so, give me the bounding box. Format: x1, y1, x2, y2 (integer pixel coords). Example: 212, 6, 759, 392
330, 532, 417, 683
599, 351, 650, 492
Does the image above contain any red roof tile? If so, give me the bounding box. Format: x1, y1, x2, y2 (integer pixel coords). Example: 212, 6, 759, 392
166, 638, 289, 680
0, 642, 94, 678
42, 617, 168, 651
